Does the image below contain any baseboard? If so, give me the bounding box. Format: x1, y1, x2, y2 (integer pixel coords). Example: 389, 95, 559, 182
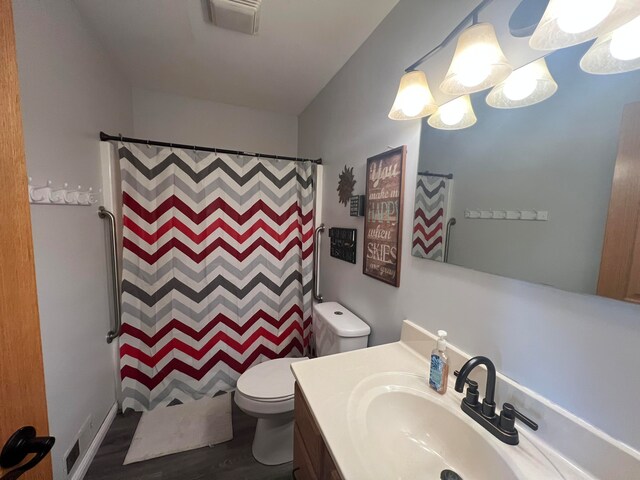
70, 402, 117, 480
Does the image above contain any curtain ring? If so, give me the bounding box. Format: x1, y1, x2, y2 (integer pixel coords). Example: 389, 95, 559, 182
119, 133, 123, 144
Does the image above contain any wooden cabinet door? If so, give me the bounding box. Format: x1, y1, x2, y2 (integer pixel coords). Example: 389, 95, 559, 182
293, 384, 344, 480
293, 425, 318, 480
0, 0, 52, 478
624, 221, 640, 303
598, 102, 640, 304
294, 384, 325, 476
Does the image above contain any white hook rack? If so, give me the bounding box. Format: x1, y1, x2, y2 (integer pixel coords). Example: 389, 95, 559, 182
28, 177, 99, 206
464, 209, 549, 221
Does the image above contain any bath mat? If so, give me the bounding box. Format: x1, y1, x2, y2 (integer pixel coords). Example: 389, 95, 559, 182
123, 393, 233, 465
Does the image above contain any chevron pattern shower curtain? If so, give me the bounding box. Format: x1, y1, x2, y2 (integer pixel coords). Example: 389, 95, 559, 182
412, 174, 452, 261
118, 144, 314, 411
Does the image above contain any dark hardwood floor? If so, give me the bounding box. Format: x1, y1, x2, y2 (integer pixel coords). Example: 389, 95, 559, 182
85, 396, 292, 480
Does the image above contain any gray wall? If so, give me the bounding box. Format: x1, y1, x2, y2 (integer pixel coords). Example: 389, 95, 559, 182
13, 1, 133, 478
299, 0, 640, 451
132, 87, 299, 157
418, 45, 640, 294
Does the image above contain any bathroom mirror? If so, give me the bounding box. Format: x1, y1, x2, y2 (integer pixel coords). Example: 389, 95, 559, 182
412, 43, 640, 299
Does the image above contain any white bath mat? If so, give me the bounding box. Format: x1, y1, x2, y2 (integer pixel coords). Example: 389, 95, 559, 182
123, 393, 233, 465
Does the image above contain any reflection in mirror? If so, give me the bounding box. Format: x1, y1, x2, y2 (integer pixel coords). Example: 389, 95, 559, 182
413, 43, 640, 300
411, 172, 453, 263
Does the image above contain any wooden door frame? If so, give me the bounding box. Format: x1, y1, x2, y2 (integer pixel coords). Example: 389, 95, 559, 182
0, 0, 52, 478
597, 102, 640, 304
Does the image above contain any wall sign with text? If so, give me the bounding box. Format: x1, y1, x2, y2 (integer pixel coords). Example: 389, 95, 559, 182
363, 146, 406, 287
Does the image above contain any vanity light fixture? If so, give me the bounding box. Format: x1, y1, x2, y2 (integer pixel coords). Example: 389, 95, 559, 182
580, 15, 640, 74
486, 57, 558, 109
428, 95, 477, 131
440, 23, 512, 96
388, 0, 497, 122
529, 0, 640, 51
388, 70, 438, 120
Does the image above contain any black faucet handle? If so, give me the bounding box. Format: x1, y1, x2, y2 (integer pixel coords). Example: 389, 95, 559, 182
464, 380, 479, 406
453, 370, 477, 387
502, 403, 538, 431
454, 371, 480, 406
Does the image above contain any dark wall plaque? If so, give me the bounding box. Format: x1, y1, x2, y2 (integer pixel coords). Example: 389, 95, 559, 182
329, 228, 357, 264
362, 146, 406, 287
349, 195, 365, 217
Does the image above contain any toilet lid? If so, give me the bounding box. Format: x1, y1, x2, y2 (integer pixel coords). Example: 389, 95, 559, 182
237, 357, 308, 401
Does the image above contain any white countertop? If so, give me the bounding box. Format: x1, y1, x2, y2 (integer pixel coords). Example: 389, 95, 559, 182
291, 336, 598, 480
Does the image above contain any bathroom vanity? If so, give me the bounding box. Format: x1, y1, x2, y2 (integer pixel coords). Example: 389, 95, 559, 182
291, 321, 640, 480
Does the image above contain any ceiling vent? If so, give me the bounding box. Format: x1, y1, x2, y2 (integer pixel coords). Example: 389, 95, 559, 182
210, 0, 262, 35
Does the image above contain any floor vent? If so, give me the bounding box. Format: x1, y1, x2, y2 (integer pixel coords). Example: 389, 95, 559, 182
209, 0, 262, 35
65, 439, 80, 475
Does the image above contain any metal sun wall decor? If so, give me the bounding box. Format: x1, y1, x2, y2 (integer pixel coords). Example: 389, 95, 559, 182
337, 165, 356, 206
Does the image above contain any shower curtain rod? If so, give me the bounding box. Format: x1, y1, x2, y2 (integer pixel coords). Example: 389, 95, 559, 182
99, 131, 323, 165
418, 171, 453, 179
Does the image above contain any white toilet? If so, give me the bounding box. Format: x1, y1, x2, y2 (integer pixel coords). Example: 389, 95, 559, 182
234, 301, 371, 465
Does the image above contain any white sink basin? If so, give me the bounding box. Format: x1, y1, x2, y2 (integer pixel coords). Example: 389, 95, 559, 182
347, 372, 561, 480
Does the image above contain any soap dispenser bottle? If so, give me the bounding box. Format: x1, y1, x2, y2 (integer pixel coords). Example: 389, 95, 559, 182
429, 330, 449, 394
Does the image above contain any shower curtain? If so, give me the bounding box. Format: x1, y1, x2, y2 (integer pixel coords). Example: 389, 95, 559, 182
118, 144, 314, 411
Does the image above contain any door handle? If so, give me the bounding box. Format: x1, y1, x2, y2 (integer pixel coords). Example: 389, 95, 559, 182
0, 427, 55, 480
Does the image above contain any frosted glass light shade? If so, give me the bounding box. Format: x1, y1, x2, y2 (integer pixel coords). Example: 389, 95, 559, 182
581, 15, 640, 74
428, 96, 477, 130
487, 58, 558, 109
388, 71, 438, 120
529, 0, 640, 51
440, 23, 512, 96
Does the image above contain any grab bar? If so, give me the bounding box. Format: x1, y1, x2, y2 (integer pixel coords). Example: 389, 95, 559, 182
98, 206, 121, 343
313, 224, 325, 302
444, 217, 457, 263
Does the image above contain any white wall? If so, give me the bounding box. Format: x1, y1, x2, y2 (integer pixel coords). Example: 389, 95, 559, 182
13, 1, 133, 479
132, 87, 298, 157
299, 0, 640, 452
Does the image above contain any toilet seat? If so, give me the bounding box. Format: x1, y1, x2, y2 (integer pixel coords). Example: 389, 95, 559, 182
235, 357, 308, 417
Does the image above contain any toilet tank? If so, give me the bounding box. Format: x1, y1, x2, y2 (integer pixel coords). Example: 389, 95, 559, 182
313, 302, 370, 356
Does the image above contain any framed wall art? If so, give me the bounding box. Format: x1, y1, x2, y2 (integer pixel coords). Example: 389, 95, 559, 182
362, 145, 406, 287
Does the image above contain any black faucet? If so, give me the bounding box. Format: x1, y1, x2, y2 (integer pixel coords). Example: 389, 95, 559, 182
454, 356, 538, 445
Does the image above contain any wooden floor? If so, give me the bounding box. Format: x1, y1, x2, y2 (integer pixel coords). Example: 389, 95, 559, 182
85, 397, 292, 480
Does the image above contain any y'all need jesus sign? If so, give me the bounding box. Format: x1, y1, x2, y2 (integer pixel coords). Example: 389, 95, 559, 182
363, 146, 406, 287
